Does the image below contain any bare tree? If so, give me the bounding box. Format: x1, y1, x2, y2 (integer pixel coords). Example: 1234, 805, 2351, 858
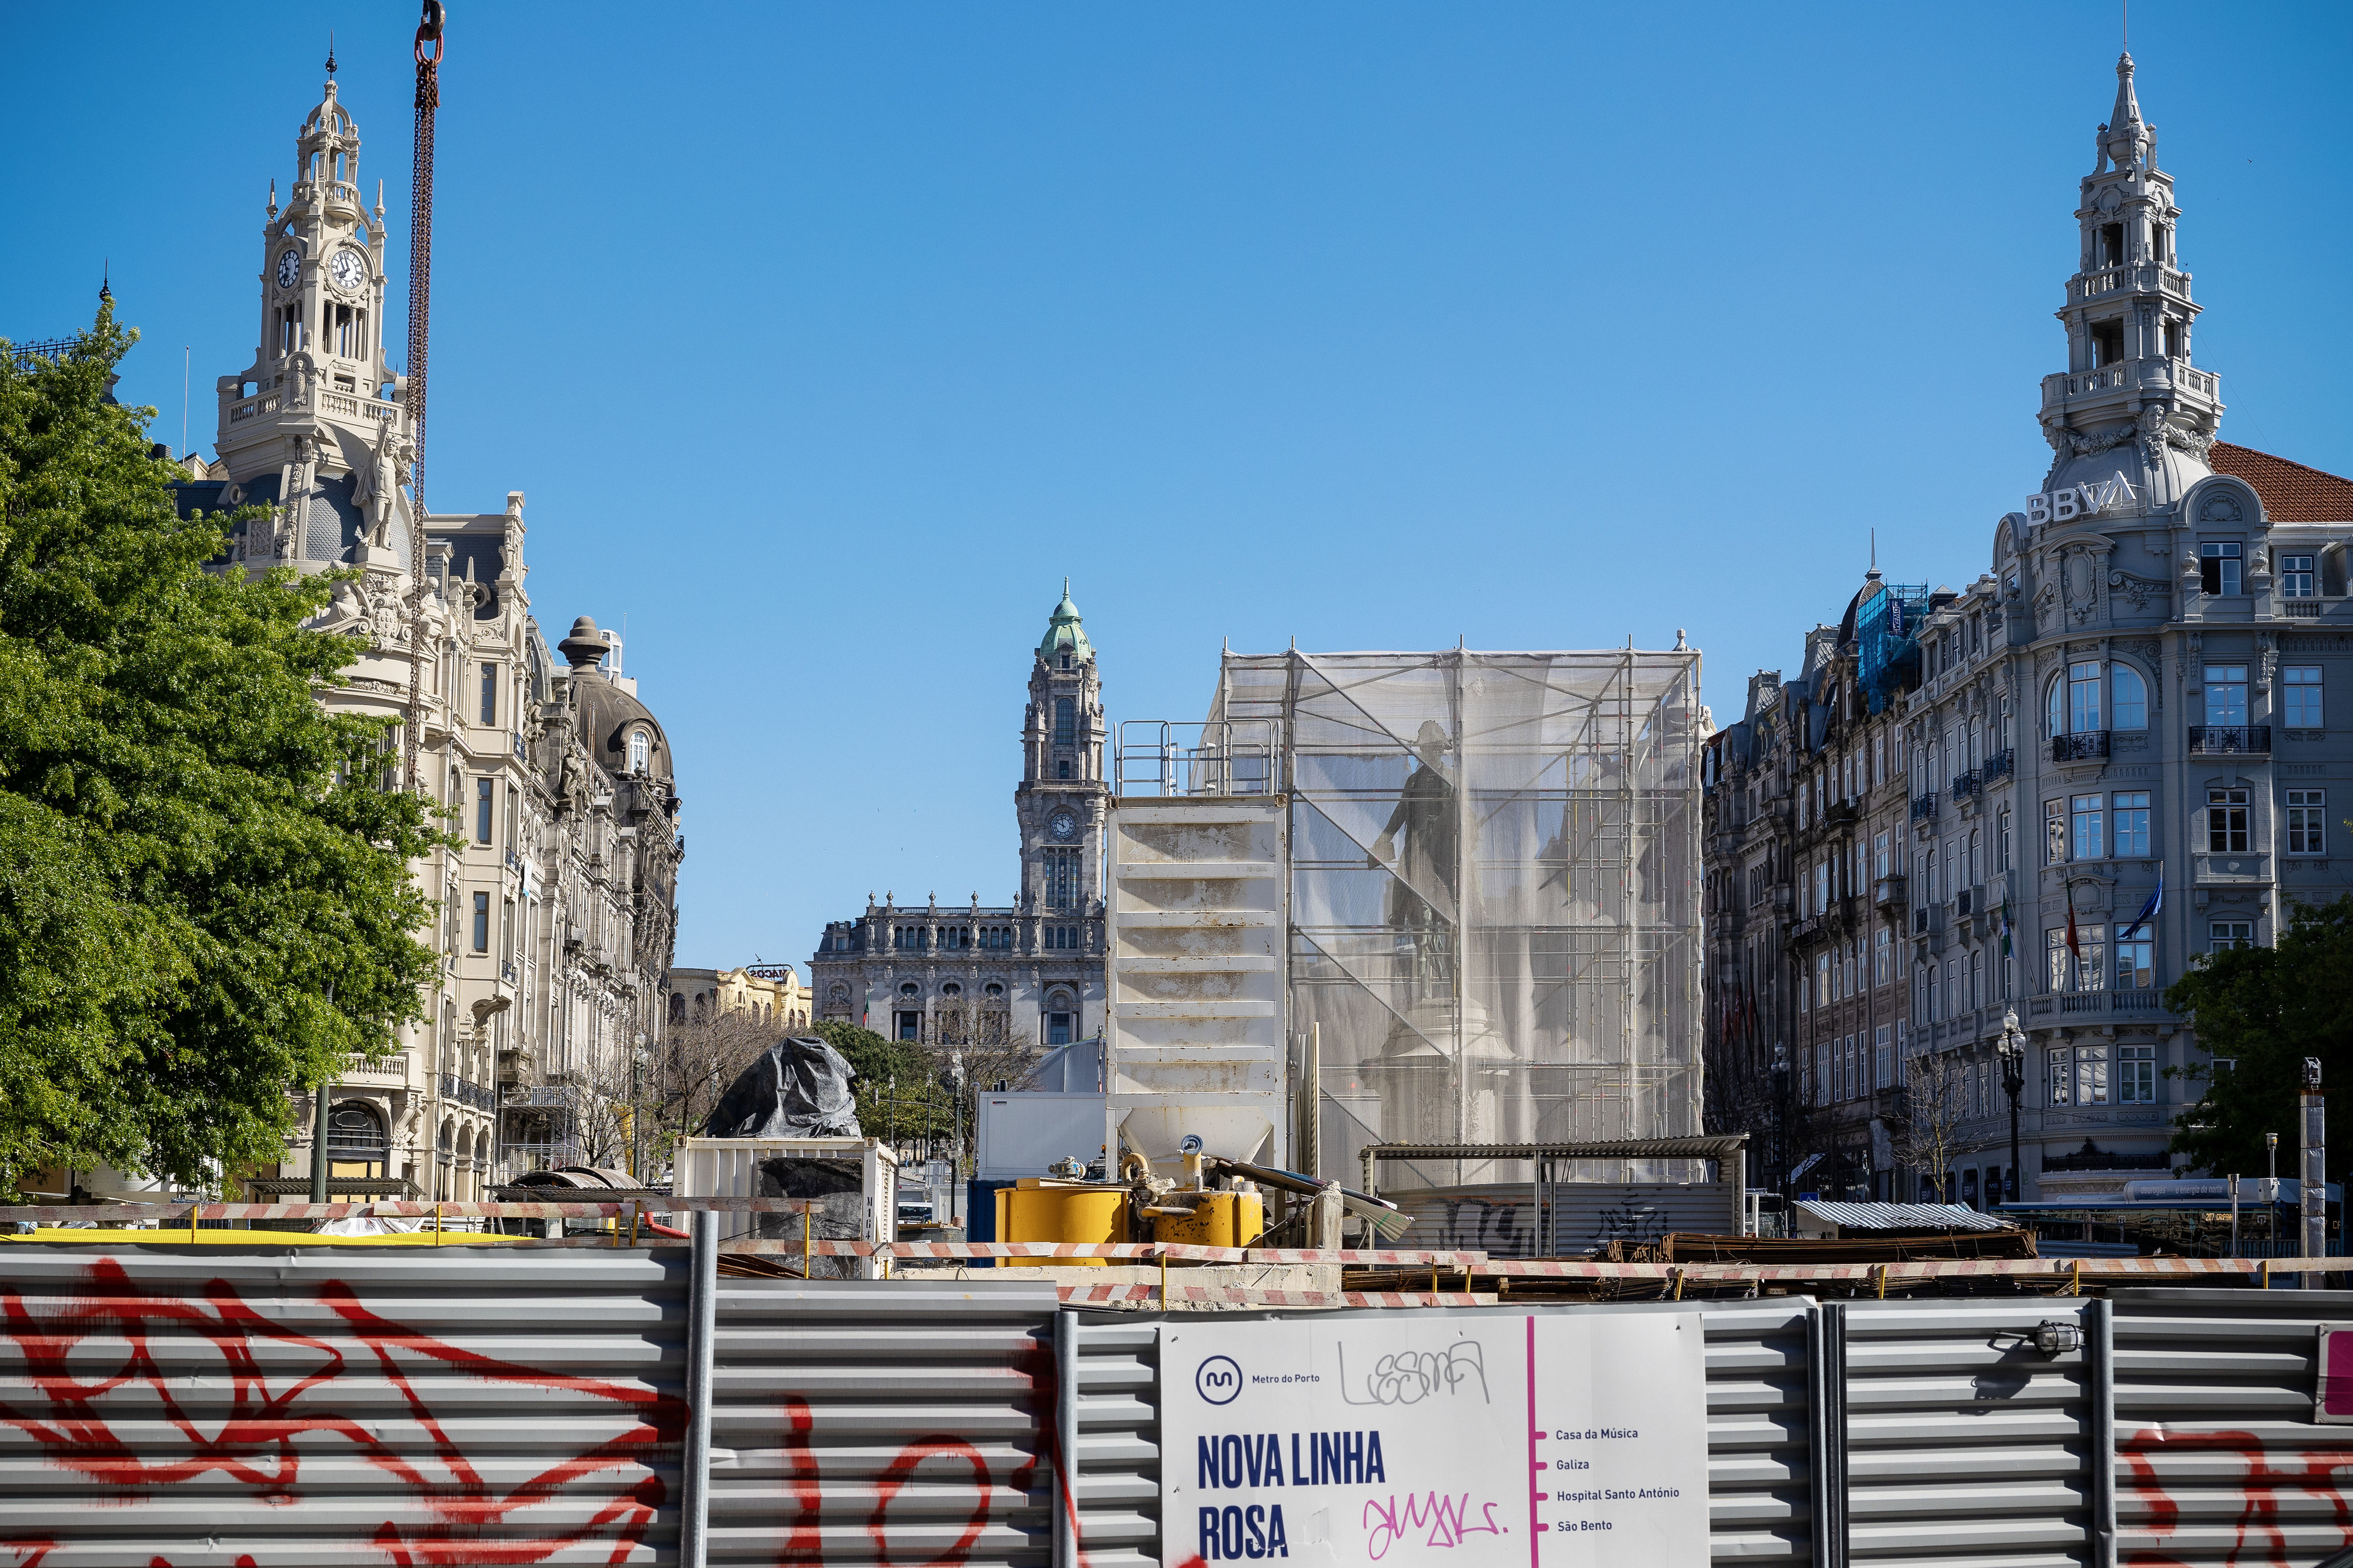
919, 1002, 1044, 1176
634, 1009, 782, 1174
1892, 1046, 1971, 1203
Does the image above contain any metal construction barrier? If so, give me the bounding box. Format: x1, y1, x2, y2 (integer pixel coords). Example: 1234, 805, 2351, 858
704, 1276, 1060, 1568
1843, 1298, 2107, 1568
8, 1227, 2353, 1568
1059, 1298, 1821, 1568
2115, 1287, 2353, 1566
0, 1245, 691, 1565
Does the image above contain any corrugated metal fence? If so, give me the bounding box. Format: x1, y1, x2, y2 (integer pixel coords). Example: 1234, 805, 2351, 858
0, 1246, 689, 1565
2114, 1287, 2353, 1567
705, 1279, 1058, 1568
1062, 1299, 1819, 1568
8, 1243, 2353, 1568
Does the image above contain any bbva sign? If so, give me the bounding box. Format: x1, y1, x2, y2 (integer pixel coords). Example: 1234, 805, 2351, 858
2025, 471, 2139, 526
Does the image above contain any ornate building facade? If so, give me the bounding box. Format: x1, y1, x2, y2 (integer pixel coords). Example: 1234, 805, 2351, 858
811, 585, 1108, 1052
171, 67, 682, 1196
1704, 53, 2353, 1206
667, 966, 812, 1033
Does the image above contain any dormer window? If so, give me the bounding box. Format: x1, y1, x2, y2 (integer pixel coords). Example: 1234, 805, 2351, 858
628, 730, 648, 773
1060, 653, 1071, 671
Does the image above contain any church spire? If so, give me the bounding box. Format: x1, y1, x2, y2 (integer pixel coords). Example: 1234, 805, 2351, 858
2096, 51, 2153, 175
2037, 51, 2220, 511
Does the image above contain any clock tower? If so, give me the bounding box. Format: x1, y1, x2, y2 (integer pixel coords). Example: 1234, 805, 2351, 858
1017, 581, 1108, 943
212, 59, 409, 574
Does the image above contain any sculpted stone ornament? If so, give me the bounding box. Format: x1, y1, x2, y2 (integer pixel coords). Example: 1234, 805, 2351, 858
2107, 569, 2171, 612
351, 425, 406, 548
309, 577, 370, 633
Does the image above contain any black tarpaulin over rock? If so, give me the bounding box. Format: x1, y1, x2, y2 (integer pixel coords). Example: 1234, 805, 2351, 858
703, 1036, 863, 1139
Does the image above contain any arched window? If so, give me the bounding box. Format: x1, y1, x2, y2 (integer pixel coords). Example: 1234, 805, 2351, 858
2112, 665, 2148, 730
628, 729, 649, 773
668, 992, 685, 1025
2046, 673, 2067, 739
942, 982, 962, 997
984, 981, 1004, 999
1054, 698, 1076, 746
899, 981, 919, 998
325, 1102, 388, 1180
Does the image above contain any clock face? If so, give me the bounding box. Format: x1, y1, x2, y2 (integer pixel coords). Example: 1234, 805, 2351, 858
275, 248, 302, 289
1048, 809, 1079, 843
329, 248, 368, 294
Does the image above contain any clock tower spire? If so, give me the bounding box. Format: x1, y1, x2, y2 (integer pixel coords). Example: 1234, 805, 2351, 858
1017, 580, 1108, 946
213, 66, 406, 572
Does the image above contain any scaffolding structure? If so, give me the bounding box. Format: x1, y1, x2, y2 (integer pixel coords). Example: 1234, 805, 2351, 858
1208, 649, 1704, 1194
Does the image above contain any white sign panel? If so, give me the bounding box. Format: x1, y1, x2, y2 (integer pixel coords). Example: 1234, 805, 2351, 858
1160, 1313, 1708, 1568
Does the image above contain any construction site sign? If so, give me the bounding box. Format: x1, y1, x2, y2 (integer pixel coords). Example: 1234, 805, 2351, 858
1161, 1312, 1708, 1567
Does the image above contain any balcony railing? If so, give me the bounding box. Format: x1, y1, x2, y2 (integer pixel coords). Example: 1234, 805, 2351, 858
440, 1075, 498, 1112
1983, 748, 2015, 782
1873, 875, 1907, 910
1909, 794, 1939, 823
2028, 986, 2167, 1019
2052, 731, 2110, 763
2189, 725, 2271, 755
1951, 770, 1981, 801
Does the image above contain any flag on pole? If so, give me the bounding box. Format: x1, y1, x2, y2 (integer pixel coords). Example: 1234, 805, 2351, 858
1999, 897, 2013, 958
2118, 864, 2165, 942
2065, 904, 2083, 987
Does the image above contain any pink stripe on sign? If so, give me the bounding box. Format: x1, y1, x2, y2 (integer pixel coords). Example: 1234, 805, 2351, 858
1527, 1316, 1541, 1566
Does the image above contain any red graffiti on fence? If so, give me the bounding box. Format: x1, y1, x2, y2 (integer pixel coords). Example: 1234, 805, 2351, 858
0, 1259, 684, 1566
779, 1394, 826, 1566
2121, 1424, 2353, 1566
773, 1331, 1063, 1568
871, 1439, 992, 1564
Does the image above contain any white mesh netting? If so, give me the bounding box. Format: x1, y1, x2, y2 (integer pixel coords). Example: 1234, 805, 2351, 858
1209, 649, 1705, 1192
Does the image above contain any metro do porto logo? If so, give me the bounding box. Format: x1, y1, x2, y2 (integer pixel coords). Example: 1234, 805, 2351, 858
1197, 1355, 1243, 1405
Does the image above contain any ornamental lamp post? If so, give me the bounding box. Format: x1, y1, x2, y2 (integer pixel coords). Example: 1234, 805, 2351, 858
1998, 1009, 2027, 1210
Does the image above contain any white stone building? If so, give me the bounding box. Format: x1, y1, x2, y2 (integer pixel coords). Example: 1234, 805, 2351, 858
170, 67, 682, 1197
1705, 52, 2353, 1207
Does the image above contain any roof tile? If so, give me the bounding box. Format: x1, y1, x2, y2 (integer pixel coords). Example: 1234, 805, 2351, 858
2209, 442, 2353, 523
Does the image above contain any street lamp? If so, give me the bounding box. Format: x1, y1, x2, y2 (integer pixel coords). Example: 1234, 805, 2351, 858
1998, 1009, 2027, 1210
1769, 1044, 1791, 1202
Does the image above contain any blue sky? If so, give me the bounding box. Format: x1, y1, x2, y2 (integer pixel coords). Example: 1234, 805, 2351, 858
8, 3, 2350, 976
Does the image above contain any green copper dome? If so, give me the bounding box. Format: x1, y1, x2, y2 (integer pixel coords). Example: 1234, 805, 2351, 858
1037, 577, 1092, 660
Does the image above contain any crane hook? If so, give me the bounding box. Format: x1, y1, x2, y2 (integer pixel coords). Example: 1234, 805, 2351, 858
415, 0, 446, 63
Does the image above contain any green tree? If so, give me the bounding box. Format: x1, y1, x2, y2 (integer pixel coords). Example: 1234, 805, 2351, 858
0, 306, 444, 1199
2164, 894, 2353, 1185
811, 1020, 955, 1145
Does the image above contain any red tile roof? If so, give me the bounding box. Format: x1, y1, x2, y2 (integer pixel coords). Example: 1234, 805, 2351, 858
2209, 442, 2353, 523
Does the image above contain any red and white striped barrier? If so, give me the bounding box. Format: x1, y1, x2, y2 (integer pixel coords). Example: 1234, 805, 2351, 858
1053, 1283, 1496, 1308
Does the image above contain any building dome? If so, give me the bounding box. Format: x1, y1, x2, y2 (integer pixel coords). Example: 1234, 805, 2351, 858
560, 616, 673, 782
1036, 578, 1092, 662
